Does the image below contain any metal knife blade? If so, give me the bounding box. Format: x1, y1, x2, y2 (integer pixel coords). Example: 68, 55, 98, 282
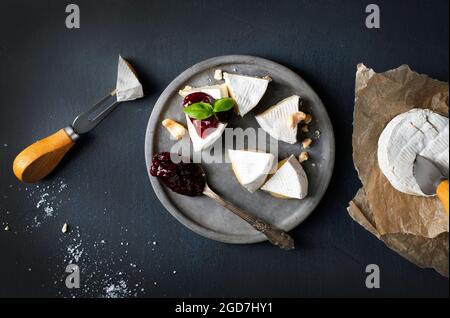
72, 90, 119, 135
413, 155, 445, 195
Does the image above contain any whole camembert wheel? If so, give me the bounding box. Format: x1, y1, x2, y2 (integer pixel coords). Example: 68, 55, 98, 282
377, 108, 449, 196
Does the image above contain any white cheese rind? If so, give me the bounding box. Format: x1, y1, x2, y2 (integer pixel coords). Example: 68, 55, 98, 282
261, 155, 308, 199
377, 108, 449, 196
223, 73, 270, 116
116, 55, 144, 102
179, 84, 229, 100
255, 95, 300, 144
228, 150, 275, 193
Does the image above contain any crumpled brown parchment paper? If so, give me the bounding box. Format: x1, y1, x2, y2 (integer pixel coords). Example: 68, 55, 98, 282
348, 64, 449, 277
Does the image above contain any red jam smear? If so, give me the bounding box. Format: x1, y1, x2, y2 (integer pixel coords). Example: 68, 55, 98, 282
150, 152, 206, 197
191, 117, 220, 139
183, 92, 219, 139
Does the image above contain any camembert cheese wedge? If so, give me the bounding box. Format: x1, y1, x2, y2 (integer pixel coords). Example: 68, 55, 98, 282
261, 155, 308, 199
223, 72, 270, 116
116, 55, 144, 102
255, 95, 300, 144
180, 84, 229, 152
187, 120, 227, 152
228, 149, 275, 193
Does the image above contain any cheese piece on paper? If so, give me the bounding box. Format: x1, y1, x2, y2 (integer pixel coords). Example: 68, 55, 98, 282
378, 108, 449, 196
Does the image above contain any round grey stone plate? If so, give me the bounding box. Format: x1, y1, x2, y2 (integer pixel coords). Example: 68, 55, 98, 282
145, 55, 335, 244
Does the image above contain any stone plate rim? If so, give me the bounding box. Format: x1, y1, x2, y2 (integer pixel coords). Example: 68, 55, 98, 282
145, 55, 335, 244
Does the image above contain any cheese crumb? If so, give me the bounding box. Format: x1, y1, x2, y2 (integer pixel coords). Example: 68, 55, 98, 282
4, 225, 10, 231
288, 112, 307, 129
302, 138, 313, 149
304, 114, 313, 124
214, 69, 223, 80
162, 119, 186, 140
315, 130, 321, 138
299, 152, 309, 163
301, 125, 309, 133
178, 86, 192, 96
62, 223, 69, 233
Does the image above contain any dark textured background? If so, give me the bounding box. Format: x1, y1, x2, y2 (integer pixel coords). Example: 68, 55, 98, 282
0, 0, 448, 298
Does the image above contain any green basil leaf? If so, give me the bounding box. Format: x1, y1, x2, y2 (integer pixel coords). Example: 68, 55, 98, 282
183, 102, 214, 120
213, 98, 236, 113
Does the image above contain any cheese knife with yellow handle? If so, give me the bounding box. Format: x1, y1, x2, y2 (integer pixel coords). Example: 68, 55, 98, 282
13, 90, 121, 183
13, 55, 144, 183
414, 155, 449, 215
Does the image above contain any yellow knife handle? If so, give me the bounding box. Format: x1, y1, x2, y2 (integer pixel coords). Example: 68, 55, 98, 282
436, 180, 449, 215
13, 127, 78, 183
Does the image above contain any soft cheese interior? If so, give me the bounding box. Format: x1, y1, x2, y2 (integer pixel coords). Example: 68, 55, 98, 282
261, 155, 308, 199
228, 149, 275, 193
186, 118, 226, 152
116, 55, 144, 102
223, 73, 270, 116
255, 95, 300, 144
378, 108, 449, 196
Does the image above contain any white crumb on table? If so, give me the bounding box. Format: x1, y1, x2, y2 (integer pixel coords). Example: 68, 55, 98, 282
28, 178, 69, 229
104, 279, 129, 298
44, 206, 54, 216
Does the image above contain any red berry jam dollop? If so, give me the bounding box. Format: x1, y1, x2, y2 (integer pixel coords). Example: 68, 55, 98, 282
183, 92, 214, 106
150, 152, 206, 197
